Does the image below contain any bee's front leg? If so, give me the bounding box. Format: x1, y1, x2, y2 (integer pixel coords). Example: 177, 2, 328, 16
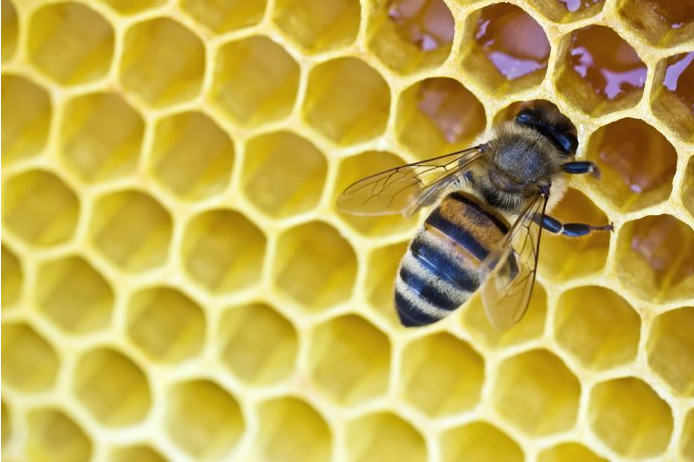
561, 161, 600, 178
540, 215, 613, 237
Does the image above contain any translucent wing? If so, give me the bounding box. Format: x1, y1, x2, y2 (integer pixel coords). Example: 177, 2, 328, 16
481, 192, 548, 331
337, 147, 484, 216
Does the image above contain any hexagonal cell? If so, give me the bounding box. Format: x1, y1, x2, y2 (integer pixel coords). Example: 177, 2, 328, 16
682, 408, 694, 461
616, 0, 694, 47
89, 190, 172, 272
539, 189, 610, 280
219, 303, 298, 384
181, 209, 265, 293
74, 347, 151, 427
180, 0, 266, 33
1, 244, 22, 308
528, 0, 604, 23
274, 221, 357, 310
253, 397, 331, 462
126, 286, 205, 364
308, 315, 390, 405
585, 118, 676, 211
684, 158, 694, 219
615, 215, 694, 302
59, 92, 144, 184
555, 286, 640, 371
400, 333, 484, 416
364, 241, 409, 325
273, 0, 360, 54
651, 52, 694, 142
165, 379, 245, 459
149, 111, 234, 201
2, 74, 51, 165
303, 57, 390, 145
555, 25, 647, 116
110, 445, 166, 462
119, 18, 205, 107
492, 349, 580, 436
27, 408, 92, 462
459, 3, 550, 93
347, 412, 425, 462
96, 0, 164, 15
395, 78, 486, 159
36, 255, 114, 335
647, 307, 694, 397
462, 285, 547, 350
243, 131, 326, 218
366, 0, 454, 74
2, 170, 79, 247
538, 442, 607, 462
589, 377, 673, 458
2, 0, 18, 61
441, 421, 523, 462
2, 322, 59, 392
210, 36, 299, 127
2, 401, 10, 446
27, 2, 114, 85
334, 152, 419, 236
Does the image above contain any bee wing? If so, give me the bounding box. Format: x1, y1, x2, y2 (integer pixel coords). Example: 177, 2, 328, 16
480, 192, 548, 331
336, 147, 484, 217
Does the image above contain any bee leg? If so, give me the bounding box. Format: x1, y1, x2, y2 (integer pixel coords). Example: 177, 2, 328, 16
562, 161, 601, 179
540, 215, 613, 237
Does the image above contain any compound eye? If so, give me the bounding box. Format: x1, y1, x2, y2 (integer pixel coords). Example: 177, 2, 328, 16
515, 109, 539, 125
555, 131, 578, 155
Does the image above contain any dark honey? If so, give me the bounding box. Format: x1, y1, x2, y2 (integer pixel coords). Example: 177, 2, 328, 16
474, 3, 549, 80
662, 52, 694, 116
387, 0, 454, 51
557, 0, 602, 13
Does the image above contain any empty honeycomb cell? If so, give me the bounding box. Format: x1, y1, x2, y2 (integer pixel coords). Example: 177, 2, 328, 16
682, 408, 694, 461
2, 0, 17, 61
651, 52, 694, 141
539, 189, 610, 280
308, 315, 390, 405
243, 131, 326, 218
74, 348, 151, 427
685, 158, 694, 219
395, 78, 486, 159
334, 151, 418, 236
149, 111, 234, 201
616, 0, 694, 47
492, 349, 580, 436
180, 0, 267, 33
119, 18, 205, 107
181, 209, 265, 293
366, 0, 454, 74
253, 397, 332, 462
109, 445, 166, 462
165, 379, 245, 459
528, 0, 604, 23
219, 303, 298, 384
647, 307, 694, 396
1, 244, 22, 308
1, 74, 51, 165
2, 169, 79, 247
364, 241, 409, 325
89, 190, 172, 272
96, 0, 164, 15
2, 322, 59, 392
615, 214, 694, 302
126, 286, 205, 364
27, 3, 114, 85
273, 0, 360, 54
347, 412, 425, 462
303, 58, 390, 145
555, 286, 640, 371
588, 377, 673, 458
537, 442, 607, 462
462, 284, 547, 350
210, 36, 299, 127
555, 25, 647, 116
440, 421, 523, 462
59, 92, 144, 184
400, 333, 484, 417
274, 221, 356, 310
36, 255, 114, 335
2, 401, 9, 446
460, 3, 550, 93
585, 118, 676, 211
27, 408, 92, 462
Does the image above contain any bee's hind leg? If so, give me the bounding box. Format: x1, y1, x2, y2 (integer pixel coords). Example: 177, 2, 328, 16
540, 215, 613, 237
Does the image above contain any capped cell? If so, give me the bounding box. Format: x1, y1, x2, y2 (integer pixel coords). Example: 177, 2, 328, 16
346, 412, 425, 462
616, 0, 694, 47
537, 442, 607, 462
647, 307, 694, 397
27, 408, 92, 462
96, 0, 164, 15
441, 421, 523, 462
528, 0, 604, 23
180, 0, 266, 33
1, 244, 22, 308
308, 315, 390, 406
109, 445, 166, 462
364, 241, 409, 326
2, 0, 18, 61
2, 322, 59, 392
651, 52, 694, 142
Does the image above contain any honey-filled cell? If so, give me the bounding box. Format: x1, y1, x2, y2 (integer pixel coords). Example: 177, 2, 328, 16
2, 322, 59, 392
537, 442, 607, 462
616, 0, 694, 47
1, 244, 22, 309
651, 52, 694, 142
366, 0, 454, 74
684, 157, 694, 219
2, 0, 18, 62
346, 412, 426, 462
109, 444, 166, 462
26, 408, 92, 462
529, 0, 604, 23
96, 0, 164, 15
682, 408, 694, 461
2, 400, 10, 447
441, 421, 524, 462
180, 0, 267, 34
647, 307, 694, 397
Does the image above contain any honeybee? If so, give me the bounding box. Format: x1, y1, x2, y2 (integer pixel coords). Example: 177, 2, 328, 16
337, 102, 613, 329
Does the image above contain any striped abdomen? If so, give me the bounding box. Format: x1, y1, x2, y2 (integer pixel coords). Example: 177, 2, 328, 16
395, 191, 510, 327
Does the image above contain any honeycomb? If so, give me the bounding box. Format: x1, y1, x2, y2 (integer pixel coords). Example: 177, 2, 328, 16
1, 0, 693, 460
